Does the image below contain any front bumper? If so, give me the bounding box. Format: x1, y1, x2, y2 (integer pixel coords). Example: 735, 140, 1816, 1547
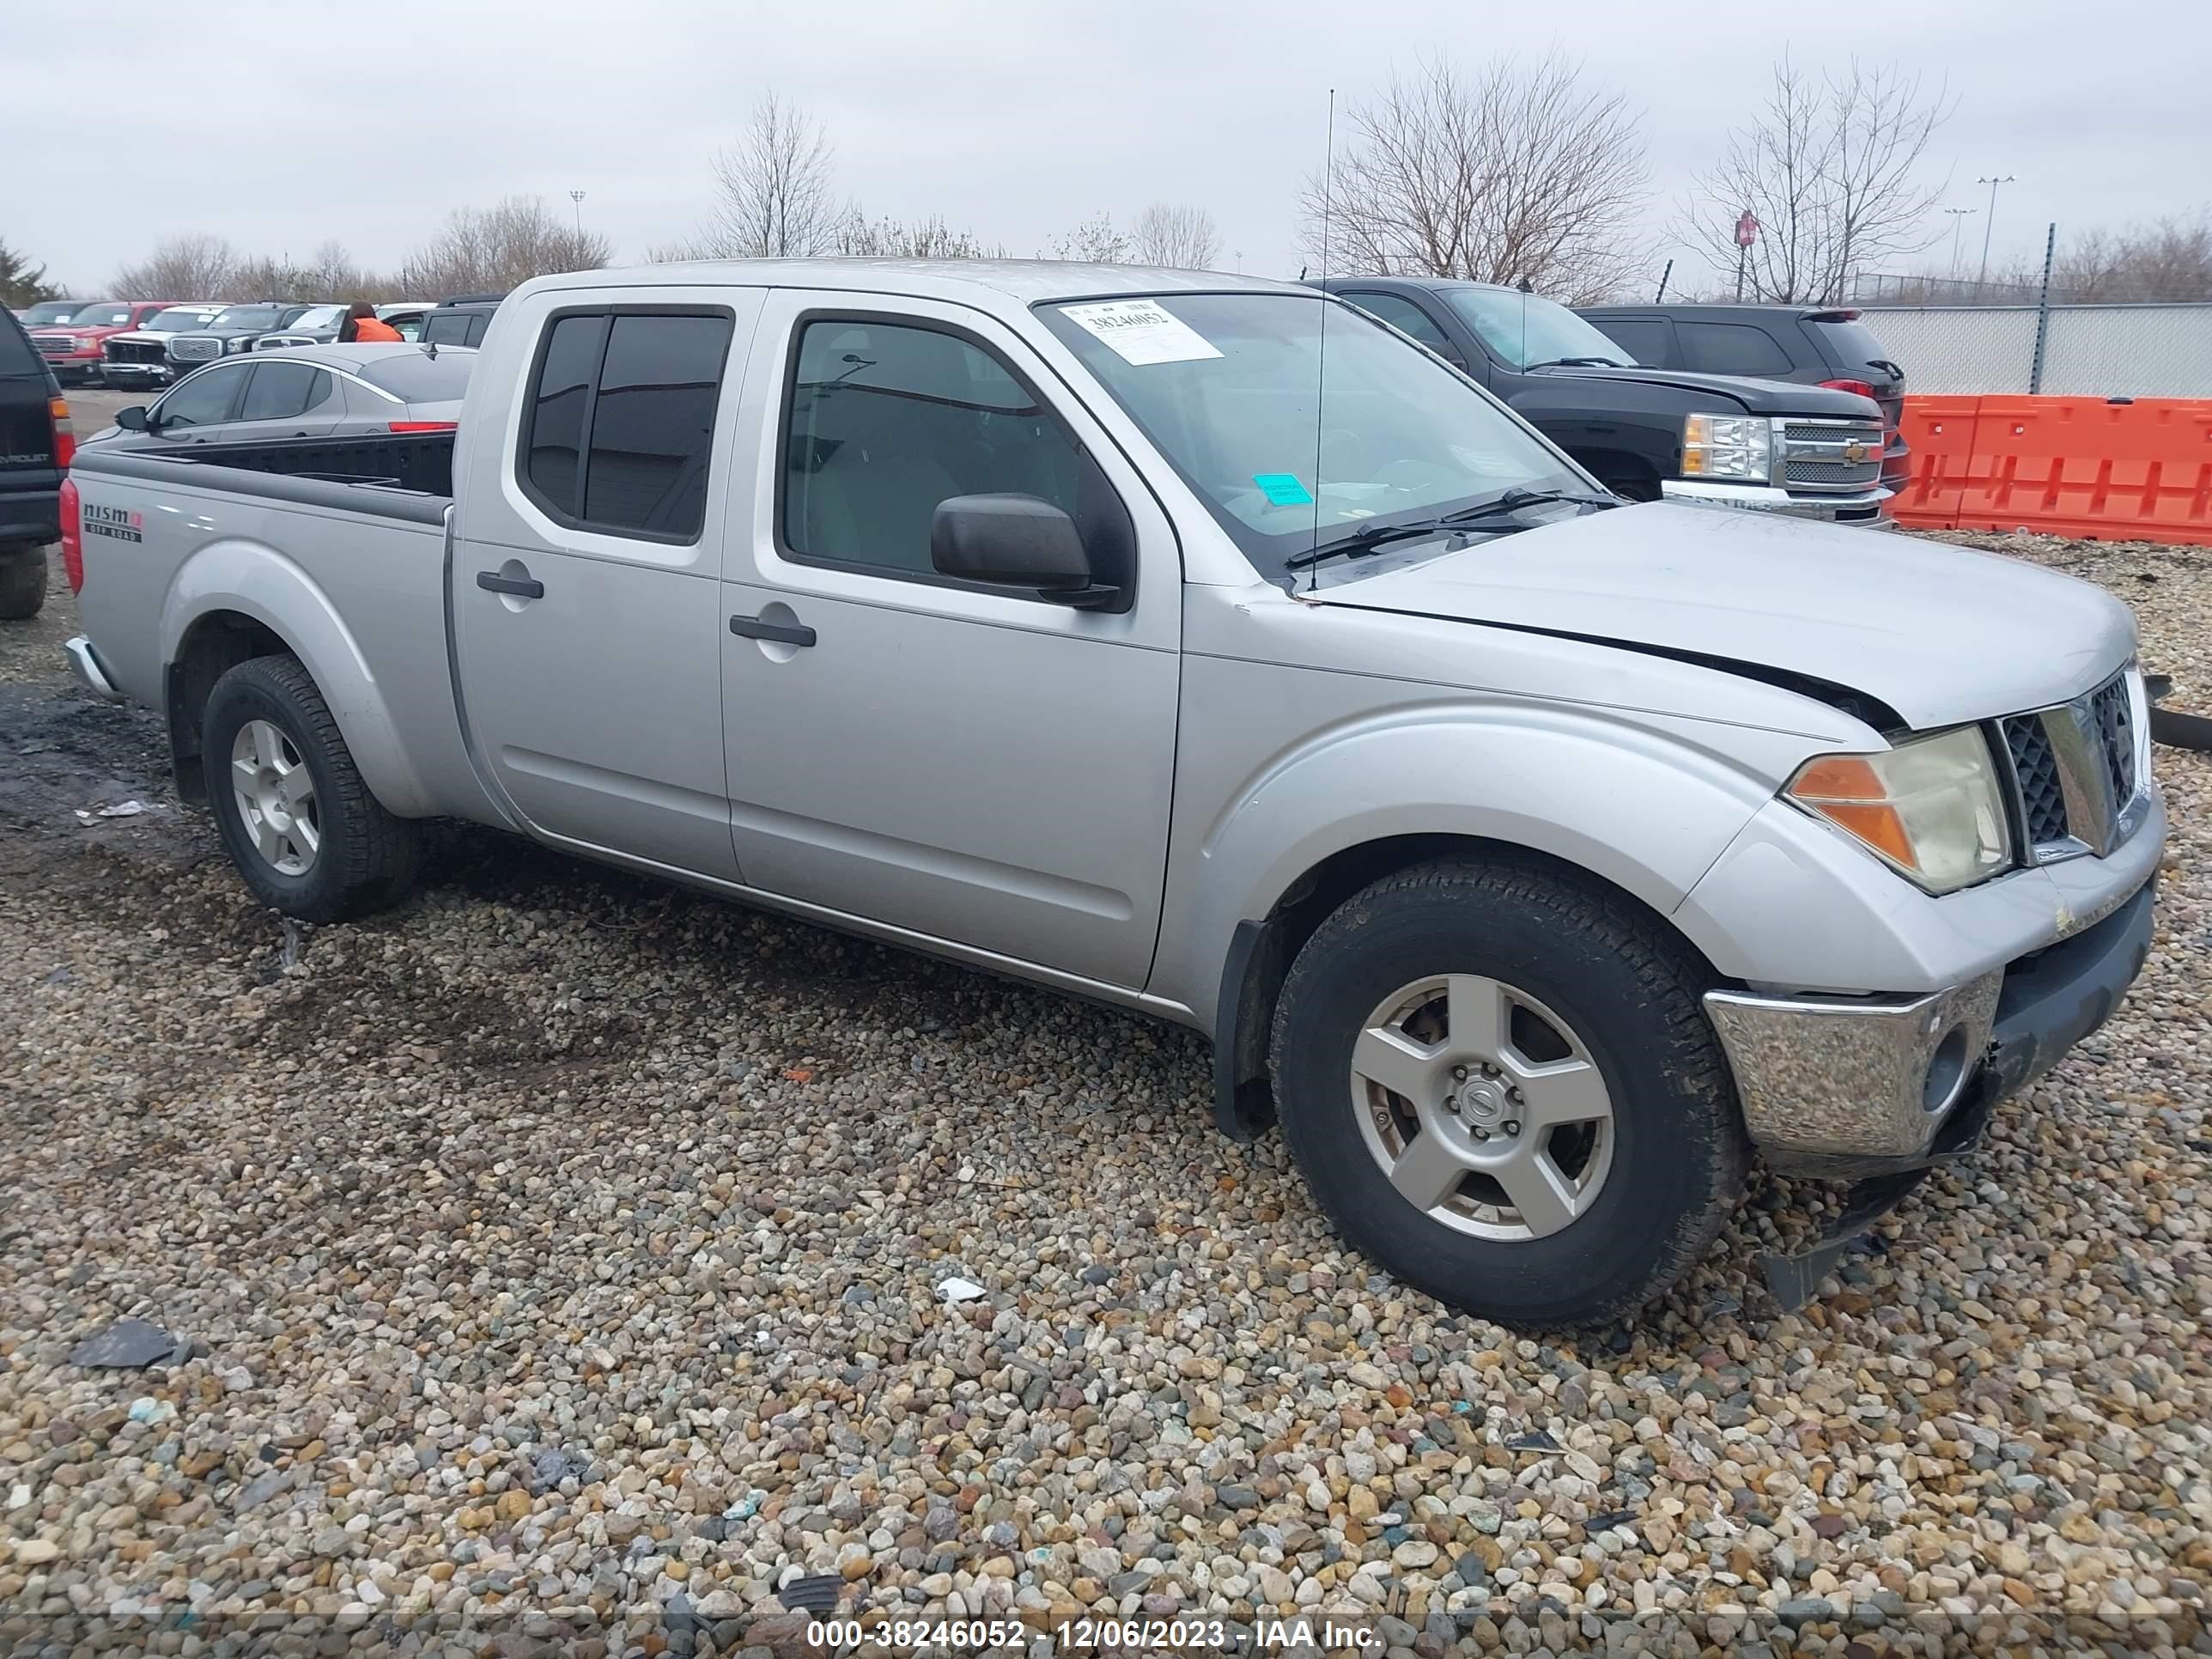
1661, 478, 1893, 526
102, 362, 174, 385
1706, 878, 2156, 1177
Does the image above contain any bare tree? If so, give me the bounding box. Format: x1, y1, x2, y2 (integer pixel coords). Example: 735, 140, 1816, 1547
402, 196, 611, 296
1042, 212, 1132, 263
1299, 54, 1650, 303
2051, 210, 2212, 302
666, 94, 842, 259
1130, 204, 1220, 268
835, 211, 1003, 258
1686, 58, 1950, 303
112, 233, 240, 299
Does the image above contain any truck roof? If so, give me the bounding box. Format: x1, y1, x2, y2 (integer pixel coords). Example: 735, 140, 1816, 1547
512, 258, 1301, 309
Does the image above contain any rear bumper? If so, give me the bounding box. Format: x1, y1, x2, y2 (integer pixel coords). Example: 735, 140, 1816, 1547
65, 635, 125, 702
1662, 478, 1893, 525
0, 488, 61, 549
1706, 879, 2157, 1177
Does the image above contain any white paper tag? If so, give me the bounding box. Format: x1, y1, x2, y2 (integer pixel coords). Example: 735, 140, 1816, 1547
1061, 299, 1224, 366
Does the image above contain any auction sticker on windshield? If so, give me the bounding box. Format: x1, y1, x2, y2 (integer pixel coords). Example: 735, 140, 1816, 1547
1060, 299, 1223, 366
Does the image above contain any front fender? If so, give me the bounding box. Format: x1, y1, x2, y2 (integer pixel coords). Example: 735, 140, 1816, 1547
162, 538, 435, 817
1158, 702, 1784, 1030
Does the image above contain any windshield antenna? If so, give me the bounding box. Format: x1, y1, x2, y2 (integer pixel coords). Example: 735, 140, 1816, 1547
1306, 87, 1336, 597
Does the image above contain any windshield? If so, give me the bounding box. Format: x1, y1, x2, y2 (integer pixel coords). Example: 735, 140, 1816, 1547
207, 305, 285, 331
60, 302, 132, 330
358, 347, 476, 401
289, 305, 344, 331
1442, 289, 1633, 370
1038, 292, 1580, 576
21, 301, 84, 327
143, 307, 220, 332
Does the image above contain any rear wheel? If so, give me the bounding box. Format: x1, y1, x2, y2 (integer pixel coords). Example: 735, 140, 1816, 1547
0, 548, 48, 620
203, 654, 422, 921
1270, 858, 1747, 1328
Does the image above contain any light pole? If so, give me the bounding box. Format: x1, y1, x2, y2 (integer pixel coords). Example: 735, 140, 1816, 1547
1974, 175, 2014, 288
568, 190, 586, 238
1943, 206, 1977, 285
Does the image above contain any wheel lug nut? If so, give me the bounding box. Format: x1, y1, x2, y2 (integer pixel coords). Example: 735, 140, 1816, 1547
1451, 1065, 1468, 1080
1502, 1120, 1521, 1137
1482, 1062, 1499, 1078
1472, 1127, 1489, 1140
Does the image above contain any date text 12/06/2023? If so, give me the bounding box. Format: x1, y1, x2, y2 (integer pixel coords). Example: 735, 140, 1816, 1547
806, 1616, 1380, 1650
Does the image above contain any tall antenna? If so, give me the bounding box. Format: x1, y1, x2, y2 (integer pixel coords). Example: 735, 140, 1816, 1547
1306, 88, 1336, 594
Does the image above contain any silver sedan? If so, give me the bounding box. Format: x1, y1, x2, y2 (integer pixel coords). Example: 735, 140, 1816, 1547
88, 343, 477, 447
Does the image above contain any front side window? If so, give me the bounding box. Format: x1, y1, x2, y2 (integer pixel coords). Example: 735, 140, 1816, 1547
156, 365, 246, 428
1677, 321, 1794, 378
1039, 292, 1580, 579
781, 316, 1123, 585
1584, 316, 1669, 367
519, 308, 733, 541
1344, 291, 1456, 357
240, 362, 330, 421
1441, 289, 1632, 370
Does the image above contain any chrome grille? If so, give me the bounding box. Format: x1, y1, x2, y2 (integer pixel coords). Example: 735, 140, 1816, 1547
34, 337, 74, 359
1997, 671, 2143, 860
1778, 419, 1884, 492
170, 337, 222, 362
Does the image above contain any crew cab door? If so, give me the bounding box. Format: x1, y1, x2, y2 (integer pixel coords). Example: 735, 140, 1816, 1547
451, 289, 766, 879
717, 292, 1181, 990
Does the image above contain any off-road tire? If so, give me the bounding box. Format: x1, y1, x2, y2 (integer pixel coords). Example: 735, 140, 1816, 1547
0, 548, 48, 620
204, 653, 422, 921
1269, 857, 1747, 1329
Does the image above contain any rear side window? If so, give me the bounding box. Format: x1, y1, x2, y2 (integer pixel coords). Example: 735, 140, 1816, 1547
1677, 321, 1794, 378
520, 308, 734, 541
422, 312, 473, 347
1805, 319, 1901, 380
0, 313, 39, 376
465, 314, 490, 345
1585, 316, 1672, 367
240, 362, 331, 421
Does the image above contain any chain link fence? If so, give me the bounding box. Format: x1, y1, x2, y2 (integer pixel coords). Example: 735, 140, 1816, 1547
1854, 302, 2212, 398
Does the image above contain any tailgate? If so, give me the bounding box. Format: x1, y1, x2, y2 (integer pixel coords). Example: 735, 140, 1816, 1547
0, 320, 58, 487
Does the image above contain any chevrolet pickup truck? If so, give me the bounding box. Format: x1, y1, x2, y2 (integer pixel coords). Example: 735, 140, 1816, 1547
62, 261, 2162, 1328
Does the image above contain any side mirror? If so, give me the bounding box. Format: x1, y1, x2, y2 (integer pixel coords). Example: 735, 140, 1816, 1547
115, 405, 149, 432
930, 494, 1118, 607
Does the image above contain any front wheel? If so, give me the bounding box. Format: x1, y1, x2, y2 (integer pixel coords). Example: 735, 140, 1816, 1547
203, 654, 422, 921
1270, 859, 1747, 1329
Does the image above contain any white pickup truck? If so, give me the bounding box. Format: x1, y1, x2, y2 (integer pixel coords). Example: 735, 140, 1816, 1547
62, 261, 2161, 1328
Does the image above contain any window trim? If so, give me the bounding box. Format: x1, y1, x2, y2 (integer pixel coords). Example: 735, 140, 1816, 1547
770, 307, 1137, 608
513, 301, 738, 548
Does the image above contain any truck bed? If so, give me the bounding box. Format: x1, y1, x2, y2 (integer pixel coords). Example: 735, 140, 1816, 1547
87, 428, 456, 509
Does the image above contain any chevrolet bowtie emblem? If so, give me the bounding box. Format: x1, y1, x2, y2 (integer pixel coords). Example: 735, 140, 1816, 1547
1842, 440, 1868, 464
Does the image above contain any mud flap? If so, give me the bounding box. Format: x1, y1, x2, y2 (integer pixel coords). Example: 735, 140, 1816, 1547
1759, 1168, 1931, 1313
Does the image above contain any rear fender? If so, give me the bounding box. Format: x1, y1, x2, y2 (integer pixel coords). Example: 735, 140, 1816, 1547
161, 538, 434, 817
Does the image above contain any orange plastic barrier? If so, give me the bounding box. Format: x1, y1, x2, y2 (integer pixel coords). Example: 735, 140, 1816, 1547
1889, 394, 2212, 546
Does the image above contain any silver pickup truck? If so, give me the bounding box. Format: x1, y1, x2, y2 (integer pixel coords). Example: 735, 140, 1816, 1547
62, 261, 2162, 1328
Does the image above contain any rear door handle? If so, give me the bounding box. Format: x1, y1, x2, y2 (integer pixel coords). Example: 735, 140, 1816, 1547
729, 613, 817, 647
477, 570, 544, 599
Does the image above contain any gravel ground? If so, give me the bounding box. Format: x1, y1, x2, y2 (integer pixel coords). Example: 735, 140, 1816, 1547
1, 529, 2207, 1657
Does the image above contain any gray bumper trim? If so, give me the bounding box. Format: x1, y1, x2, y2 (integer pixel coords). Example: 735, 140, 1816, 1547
65, 635, 124, 702
1661, 478, 1894, 523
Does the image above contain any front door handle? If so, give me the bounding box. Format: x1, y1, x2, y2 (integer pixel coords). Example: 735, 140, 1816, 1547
477, 569, 544, 599
729, 613, 817, 647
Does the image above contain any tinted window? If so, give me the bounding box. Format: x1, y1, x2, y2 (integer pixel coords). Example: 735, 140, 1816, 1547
1677, 321, 1794, 377
582, 313, 733, 537
782, 317, 1128, 586
240, 362, 328, 421
1806, 318, 1901, 382
359, 348, 475, 401
0, 313, 37, 375
464, 314, 490, 345
520, 310, 733, 540
1584, 316, 1670, 366
156, 365, 246, 428
1345, 292, 1457, 357
521, 314, 601, 516
422, 312, 472, 346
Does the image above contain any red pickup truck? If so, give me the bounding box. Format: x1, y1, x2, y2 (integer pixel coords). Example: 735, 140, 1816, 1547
26, 300, 177, 387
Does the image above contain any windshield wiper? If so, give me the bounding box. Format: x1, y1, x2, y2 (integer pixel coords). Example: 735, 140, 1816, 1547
1283, 489, 1618, 572
1522, 356, 1626, 370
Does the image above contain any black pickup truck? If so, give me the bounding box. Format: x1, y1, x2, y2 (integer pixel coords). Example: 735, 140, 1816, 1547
0, 306, 69, 618
1319, 276, 1891, 526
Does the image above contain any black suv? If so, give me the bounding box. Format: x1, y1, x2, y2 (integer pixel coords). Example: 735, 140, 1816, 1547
0, 306, 67, 619
420, 294, 502, 348
1322, 278, 1890, 525
1578, 303, 1909, 492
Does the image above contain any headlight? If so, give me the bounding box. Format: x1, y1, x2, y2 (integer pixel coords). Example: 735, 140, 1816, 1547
225, 337, 250, 353
1784, 726, 2012, 894
1681, 413, 1772, 482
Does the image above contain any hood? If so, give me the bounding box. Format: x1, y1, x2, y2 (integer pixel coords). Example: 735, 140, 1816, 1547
1534, 362, 1877, 418
1314, 502, 2135, 731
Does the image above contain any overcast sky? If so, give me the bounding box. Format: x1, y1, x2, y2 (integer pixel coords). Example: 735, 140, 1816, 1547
10, 0, 2209, 295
